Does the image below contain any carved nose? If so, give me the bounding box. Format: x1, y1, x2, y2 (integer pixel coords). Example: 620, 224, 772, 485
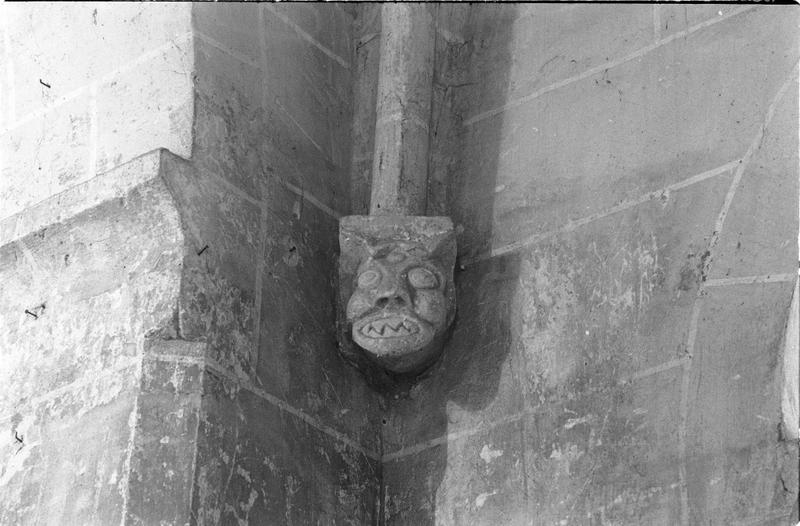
375, 294, 407, 309
374, 281, 410, 309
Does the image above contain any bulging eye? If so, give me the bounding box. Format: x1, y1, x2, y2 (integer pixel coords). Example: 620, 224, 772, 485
408, 267, 437, 289
357, 270, 381, 289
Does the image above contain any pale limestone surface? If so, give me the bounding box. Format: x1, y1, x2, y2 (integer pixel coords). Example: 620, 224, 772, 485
0, 4, 193, 222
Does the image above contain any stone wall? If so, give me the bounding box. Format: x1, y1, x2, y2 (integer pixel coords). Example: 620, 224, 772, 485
0, 156, 184, 524
1, 4, 382, 524
0, 4, 194, 233
383, 5, 799, 525
2, 5, 797, 526
0, 6, 193, 524
189, 5, 381, 522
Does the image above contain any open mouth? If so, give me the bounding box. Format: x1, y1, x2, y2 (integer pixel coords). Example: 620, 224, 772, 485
359, 317, 420, 339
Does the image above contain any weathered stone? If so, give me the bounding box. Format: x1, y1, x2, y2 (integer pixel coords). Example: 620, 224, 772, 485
465, 4, 654, 117
3, 4, 797, 525
0, 94, 93, 220
658, 5, 751, 37
125, 340, 206, 526
0, 152, 164, 247
687, 282, 794, 453
192, 370, 380, 525
708, 77, 799, 280
381, 5, 798, 524
192, 40, 266, 200
193, 4, 262, 66
258, 183, 382, 453
0, 175, 183, 411
0, 4, 382, 525
161, 153, 260, 380
339, 215, 456, 375
24, 392, 137, 525
269, 4, 353, 62
458, 7, 799, 255
349, 5, 381, 216
95, 40, 194, 173
384, 419, 525, 525
382, 254, 524, 452
370, 4, 435, 216
261, 5, 353, 171
2, 4, 192, 119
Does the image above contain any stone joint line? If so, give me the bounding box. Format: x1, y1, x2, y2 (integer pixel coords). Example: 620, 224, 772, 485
385, 63, 799, 466
0, 153, 161, 243
195, 32, 260, 70
280, 180, 342, 220
0, 352, 379, 464
704, 273, 797, 287
88, 84, 99, 179
464, 5, 755, 126
376, 111, 430, 132
382, 412, 524, 463
675, 61, 799, 525
272, 97, 333, 164
0, 356, 141, 425
263, 5, 350, 70
1, 32, 194, 135
124, 352, 151, 524
462, 159, 740, 267
195, 28, 346, 178
201, 357, 380, 461
251, 202, 270, 376
205, 169, 341, 222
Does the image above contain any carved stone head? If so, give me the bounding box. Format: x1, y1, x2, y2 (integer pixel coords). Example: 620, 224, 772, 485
338, 215, 456, 375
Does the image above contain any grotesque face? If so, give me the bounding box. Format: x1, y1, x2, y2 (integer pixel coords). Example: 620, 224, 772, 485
338, 215, 456, 375
346, 243, 451, 366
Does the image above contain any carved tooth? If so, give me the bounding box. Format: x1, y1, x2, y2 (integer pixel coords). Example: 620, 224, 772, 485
362, 318, 419, 337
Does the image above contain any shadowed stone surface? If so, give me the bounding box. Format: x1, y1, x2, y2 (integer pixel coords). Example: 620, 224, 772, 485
191, 370, 380, 525
258, 184, 382, 454
381, 5, 798, 525
684, 282, 797, 525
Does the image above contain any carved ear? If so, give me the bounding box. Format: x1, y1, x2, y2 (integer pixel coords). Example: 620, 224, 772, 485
339, 214, 456, 275
423, 231, 456, 272
339, 227, 372, 278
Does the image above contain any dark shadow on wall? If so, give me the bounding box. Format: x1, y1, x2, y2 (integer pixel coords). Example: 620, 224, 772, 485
381, 5, 521, 524
187, 5, 384, 523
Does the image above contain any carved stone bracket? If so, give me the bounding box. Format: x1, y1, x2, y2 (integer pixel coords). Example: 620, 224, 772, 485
338, 215, 456, 375
337, 5, 453, 381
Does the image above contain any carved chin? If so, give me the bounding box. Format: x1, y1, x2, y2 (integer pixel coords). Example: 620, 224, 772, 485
352, 314, 434, 357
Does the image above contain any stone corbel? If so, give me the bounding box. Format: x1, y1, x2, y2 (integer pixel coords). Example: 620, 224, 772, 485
337, 5, 456, 378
